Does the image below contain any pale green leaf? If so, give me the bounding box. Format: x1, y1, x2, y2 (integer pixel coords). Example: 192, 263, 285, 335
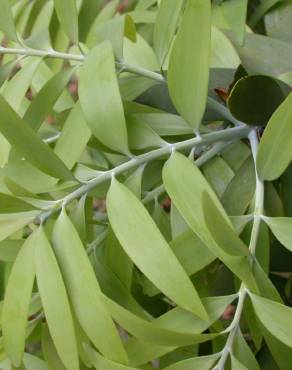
79, 42, 129, 155
153, 0, 184, 66
257, 93, 292, 180
168, 0, 211, 132
52, 209, 128, 364
24, 68, 75, 132
263, 217, 292, 252
0, 96, 74, 181
42, 325, 67, 370
163, 354, 220, 370
0, 0, 18, 42
2, 230, 36, 366
250, 293, 292, 348
53, 0, 79, 44
35, 227, 79, 370
0, 211, 39, 243
107, 178, 208, 320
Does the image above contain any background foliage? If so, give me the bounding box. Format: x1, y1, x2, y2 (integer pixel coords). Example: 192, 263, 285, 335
0, 0, 291, 369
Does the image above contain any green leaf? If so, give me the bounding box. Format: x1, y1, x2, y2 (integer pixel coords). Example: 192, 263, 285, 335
95, 14, 136, 60
35, 227, 79, 370
0, 96, 74, 181
228, 75, 289, 126
164, 354, 220, 370
0, 0, 18, 42
42, 325, 67, 370
257, 93, 292, 180
0, 193, 37, 213
153, 0, 184, 66
0, 60, 17, 88
53, 0, 79, 44
263, 217, 292, 252
102, 294, 218, 346
52, 209, 128, 364
126, 295, 236, 366
107, 178, 208, 320
79, 42, 129, 155
231, 355, 249, 370
0, 240, 22, 262
232, 329, 261, 370
249, 0, 282, 27
2, 230, 36, 367
162, 152, 257, 291
0, 212, 39, 243
168, 0, 211, 132
24, 68, 75, 132
250, 293, 292, 348
54, 102, 91, 170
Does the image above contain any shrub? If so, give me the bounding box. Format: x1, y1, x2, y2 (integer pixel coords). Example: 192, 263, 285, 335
0, 0, 291, 369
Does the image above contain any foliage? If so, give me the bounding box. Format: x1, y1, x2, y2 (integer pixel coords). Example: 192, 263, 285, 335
0, 0, 291, 369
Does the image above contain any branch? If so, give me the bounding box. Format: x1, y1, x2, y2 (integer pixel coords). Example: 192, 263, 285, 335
212, 129, 264, 370
37, 125, 251, 224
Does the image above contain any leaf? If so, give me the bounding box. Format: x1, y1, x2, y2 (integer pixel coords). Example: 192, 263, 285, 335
79, 42, 129, 155
0, 96, 74, 181
35, 227, 79, 370
228, 75, 290, 126
0, 0, 18, 42
0, 240, 22, 262
231, 355, 249, 370
126, 295, 236, 366
53, 0, 79, 44
102, 294, 218, 347
153, 0, 184, 66
24, 68, 75, 132
2, 230, 36, 367
106, 178, 208, 320
162, 152, 257, 291
232, 329, 261, 370
0, 211, 39, 243
168, 0, 211, 132
42, 325, 67, 370
250, 293, 292, 348
95, 14, 136, 60
0, 60, 17, 88
257, 93, 292, 180
54, 102, 91, 170
263, 217, 292, 252
249, 0, 282, 26
52, 209, 128, 364
163, 354, 220, 370
0, 193, 37, 213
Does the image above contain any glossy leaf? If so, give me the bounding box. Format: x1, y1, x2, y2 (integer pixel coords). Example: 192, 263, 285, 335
79, 42, 129, 155
107, 178, 208, 320
257, 93, 292, 180
168, 0, 211, 132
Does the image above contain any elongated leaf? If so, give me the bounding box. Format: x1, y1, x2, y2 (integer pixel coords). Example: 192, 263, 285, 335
153, 0, 184, 66
257, 93, 292, 180
0, 96, 74, 181
0, 0, 18, 42
162, 152, 257, 291
168, 0, 211, 132
35, 227, 79, 370
0, 194, 36, 213
107, 178, 208, 320
164, 354, 220, 370
250, 293, 292, 348
53, 0, 79, 44
79, 42, 130, 155
2, 231, 36, 366
42, 325, 67, 370
263, 217, 292, 252
126, 295, 236, 366
102, 294, 218, 347
24, 68, 75, 132
0, 212, 39, 242
52, 209, 128, 364
54, 102, 91, 170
